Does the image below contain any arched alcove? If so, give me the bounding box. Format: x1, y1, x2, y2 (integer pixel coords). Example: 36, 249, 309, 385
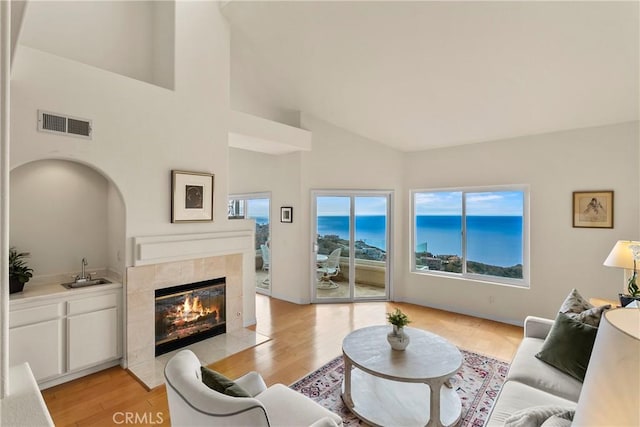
10, 159, 126, 283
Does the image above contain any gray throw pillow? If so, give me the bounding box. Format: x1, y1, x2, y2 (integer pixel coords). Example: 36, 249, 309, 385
200, 366, 251, 397
559, 288, 610, 327
535, 312, 598, 382
565, 304, 610, 327
559, 288, 592, 313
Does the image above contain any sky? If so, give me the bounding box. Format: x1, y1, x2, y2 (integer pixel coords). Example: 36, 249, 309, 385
316, 196, 388, 216
235, 191, 523, 218
244, 198, 270, 218
414, 191, 523, 216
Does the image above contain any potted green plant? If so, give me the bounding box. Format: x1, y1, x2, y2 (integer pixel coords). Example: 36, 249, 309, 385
9, 247, 33, 294
386, 308, 411, 350
620, 244, 640, 307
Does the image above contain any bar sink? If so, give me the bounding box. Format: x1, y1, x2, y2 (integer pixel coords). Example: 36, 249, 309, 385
61, 278, 112, 289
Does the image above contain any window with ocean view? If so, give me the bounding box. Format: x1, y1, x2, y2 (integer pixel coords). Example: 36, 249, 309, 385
412, 188, 527, 286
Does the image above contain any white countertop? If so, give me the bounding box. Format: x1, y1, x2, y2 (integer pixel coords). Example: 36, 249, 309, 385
9, 279, 122, 306
1, 363, 54, 426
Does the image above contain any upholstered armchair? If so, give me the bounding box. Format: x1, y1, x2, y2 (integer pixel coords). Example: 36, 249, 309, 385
164, 349, 343, 426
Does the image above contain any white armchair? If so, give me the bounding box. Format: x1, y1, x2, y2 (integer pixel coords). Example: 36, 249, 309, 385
164, 349, 343, 427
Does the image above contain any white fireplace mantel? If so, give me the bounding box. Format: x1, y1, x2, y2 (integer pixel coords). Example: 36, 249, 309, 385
133, 230, 254, 266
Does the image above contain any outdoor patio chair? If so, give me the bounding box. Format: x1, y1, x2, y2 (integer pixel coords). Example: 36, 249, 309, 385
317, 248, 341, 289
260, 244, 270, 285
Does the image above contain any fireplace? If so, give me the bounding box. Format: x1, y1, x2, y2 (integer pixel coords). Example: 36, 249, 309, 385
155, 277, 226, 356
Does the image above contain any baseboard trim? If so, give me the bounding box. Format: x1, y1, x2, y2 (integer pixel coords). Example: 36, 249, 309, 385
38, 359, 122, 390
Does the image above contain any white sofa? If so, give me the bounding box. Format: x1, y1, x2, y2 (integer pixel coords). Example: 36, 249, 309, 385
164, 349, 343, 427
485, 316, 580, 426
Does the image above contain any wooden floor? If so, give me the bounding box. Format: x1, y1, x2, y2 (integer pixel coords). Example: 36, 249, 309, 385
43, 295, 523, 426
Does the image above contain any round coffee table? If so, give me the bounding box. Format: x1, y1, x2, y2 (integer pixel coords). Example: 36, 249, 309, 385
341, 326, 462, 427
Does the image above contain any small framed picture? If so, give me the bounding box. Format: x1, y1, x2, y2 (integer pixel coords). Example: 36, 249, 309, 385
171, 170, 214, 223
280, 206, 293, 223
572, 191, 613, 228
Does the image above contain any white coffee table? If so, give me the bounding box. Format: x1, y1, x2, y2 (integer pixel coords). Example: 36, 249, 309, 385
341, 325, 462, 427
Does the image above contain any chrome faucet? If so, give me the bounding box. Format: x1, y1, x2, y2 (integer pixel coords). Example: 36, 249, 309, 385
76, 257, 91, 282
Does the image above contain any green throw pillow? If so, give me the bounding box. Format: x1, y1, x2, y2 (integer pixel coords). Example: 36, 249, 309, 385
200, 366, 251, 397
535, 312, 598, 382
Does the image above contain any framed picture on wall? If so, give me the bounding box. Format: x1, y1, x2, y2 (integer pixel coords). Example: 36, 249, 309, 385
572, 190, 613, 228
171, 170, 214, 223
281, 206, 293, 223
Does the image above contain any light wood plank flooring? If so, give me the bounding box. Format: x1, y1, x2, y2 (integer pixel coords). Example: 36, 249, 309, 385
42, 295, 523, 426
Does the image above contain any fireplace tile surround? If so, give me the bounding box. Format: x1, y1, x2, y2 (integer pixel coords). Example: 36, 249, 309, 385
126, 254, 245, 368
125, 229, 261, 388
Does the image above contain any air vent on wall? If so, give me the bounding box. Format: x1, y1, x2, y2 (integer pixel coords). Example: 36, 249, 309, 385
38, 110, 92, 139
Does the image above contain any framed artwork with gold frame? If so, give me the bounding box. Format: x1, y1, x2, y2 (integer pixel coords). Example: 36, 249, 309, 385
572, 191, 613, 228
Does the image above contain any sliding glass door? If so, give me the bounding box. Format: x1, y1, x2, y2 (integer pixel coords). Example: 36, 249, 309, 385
228, 193, 271, 295
312, 191, 391, 302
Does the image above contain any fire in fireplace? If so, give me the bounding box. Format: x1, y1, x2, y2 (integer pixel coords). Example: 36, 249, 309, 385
155, 277, 226, 356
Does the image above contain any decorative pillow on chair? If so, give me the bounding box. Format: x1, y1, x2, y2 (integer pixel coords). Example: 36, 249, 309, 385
535, 312, 598, 382
200, 366, 251, 397
559, 288, 610, 327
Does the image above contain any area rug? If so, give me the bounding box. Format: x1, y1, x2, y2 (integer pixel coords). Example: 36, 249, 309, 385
290, 349, 509, 426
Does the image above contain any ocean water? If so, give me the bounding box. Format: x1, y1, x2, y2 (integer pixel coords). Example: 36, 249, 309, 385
250, 216, 269, 225
317, 215, 388, 251
318, 215, 522, 267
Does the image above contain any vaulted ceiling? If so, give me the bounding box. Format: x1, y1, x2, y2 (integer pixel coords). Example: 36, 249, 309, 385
224, 1, 639, 152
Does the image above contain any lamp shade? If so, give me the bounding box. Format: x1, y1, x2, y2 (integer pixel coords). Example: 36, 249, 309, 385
603, 240, 640, 269
572, 308, 640, 426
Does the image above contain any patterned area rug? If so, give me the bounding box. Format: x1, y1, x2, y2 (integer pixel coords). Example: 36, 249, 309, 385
290, 349, 509, 426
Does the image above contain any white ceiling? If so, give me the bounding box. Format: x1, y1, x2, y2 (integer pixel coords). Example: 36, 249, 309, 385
224, 1, 639, 152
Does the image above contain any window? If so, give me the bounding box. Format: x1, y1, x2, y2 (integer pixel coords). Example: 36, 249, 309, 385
411, 187, 528, 286
227, 196, 270, 249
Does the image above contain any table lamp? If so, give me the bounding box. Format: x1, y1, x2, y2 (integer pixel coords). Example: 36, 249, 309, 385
603, 240, 640, 295
572, 308, 640, 426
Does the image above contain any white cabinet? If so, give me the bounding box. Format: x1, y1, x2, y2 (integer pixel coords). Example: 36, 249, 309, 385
67, 293, 120, 371
9, 302, 64, 382
9, 285, 122, 388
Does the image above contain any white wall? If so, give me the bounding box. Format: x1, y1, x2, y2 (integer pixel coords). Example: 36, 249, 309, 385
19, 1, 174, 89
10, 160, 111, 278
270, 151, 306, 302
229, 28, 300, 128
228, 148, 282, 195
151, 1, 175, 90
107, 179, 126, 280
401, 122, 639, 324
